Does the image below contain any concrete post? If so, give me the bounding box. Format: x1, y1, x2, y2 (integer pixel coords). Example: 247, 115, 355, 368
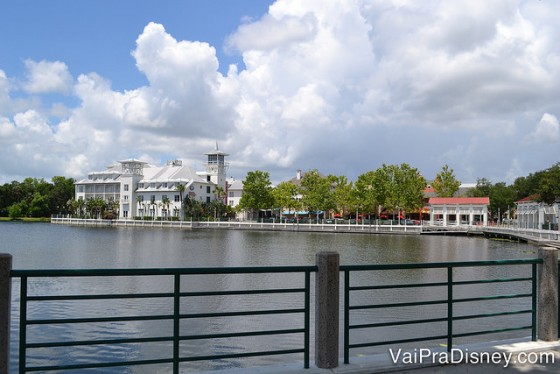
0, 253, 12, 374
537, 247, 558, 341
315, 251, 339, 368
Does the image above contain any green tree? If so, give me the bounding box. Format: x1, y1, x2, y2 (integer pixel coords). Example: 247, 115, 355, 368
468, 178, 493, 197
432, 164, 461, 197
300, 170, 335, 220
162, 196, 171, 220
329, 175, 356, 218
49, 176, 75, 214
373, 164, 425, 218
239, 170, 274, 220
273, 181, 300, 219
355, 171, 380, 217
537, 163, 560, 205
489, 182, 516, 222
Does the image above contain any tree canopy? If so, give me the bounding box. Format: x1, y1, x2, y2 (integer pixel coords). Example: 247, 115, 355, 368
432, 164, 461, 197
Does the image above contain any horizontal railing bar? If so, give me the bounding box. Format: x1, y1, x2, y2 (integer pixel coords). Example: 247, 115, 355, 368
181, 308, 305, 319
179, 348, 305, 362
452, 293, 532, 303
349, 335, 449, 349
27, 314, 173, 325
181, 328, 304, 340
26, 357, 174, 372
11, 266, 318, 277
452, 326, 532, 338
27, 292, 173, 301
452, 310, 532, 321
181, 288, 305, 297
452, 277, 532, 286
26, 335, 173, 348
350, 299, 447, 310
350, 317, 448, 329
340, 258, 541, 271
27, 287, 306, 301
349, 277, 532, 292
349, 282, 447, 291
29, 307, 307, 324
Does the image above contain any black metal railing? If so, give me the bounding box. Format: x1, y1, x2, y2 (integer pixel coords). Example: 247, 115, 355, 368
341, 259, 541, 364
11, 266, 315, 373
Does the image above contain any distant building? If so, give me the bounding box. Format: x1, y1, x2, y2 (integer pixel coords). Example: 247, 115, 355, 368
74, 146, 229, 219
516, 195, 559, 230
428, 197, 490, 226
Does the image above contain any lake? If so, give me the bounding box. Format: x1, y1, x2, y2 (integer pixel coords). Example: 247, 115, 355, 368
1, 222, 538, 373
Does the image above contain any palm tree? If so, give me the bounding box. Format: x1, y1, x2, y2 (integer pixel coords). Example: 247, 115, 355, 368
176, 184, 185, 221
150, 197, 157, 220
136, 196, 144, 218
213, 186, 226, 204
162, 196, 171, 220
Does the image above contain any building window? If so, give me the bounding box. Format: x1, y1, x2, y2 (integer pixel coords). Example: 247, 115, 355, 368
138, 195, 144, 202
124, 184, 129, 192
123, 211, 128, 218
151, 195, 156, 203
229, 191, 234, 198
124, 195, 128, 201
206, 197, 211, 203
163, 183, 167, 188
174, 195, 180, 202
206, 186, 211, 194
138, 183, 144, 189
162, 195, 167, 201
207, 175, 211, 182
229, 200, 234, 206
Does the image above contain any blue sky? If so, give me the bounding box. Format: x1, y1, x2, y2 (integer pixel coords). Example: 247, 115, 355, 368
1, 0, 560, 186
0, 1, 270, 89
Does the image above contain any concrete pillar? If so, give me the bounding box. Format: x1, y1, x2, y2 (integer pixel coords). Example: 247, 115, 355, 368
538, 247, 558, 341
315, 251, 339, 368
0, 253, 12, 374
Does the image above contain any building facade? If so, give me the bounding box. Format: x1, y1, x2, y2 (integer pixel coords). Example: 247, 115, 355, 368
516, 195, 559, 230
428, 197, 490, 226
75, 147, 229, 219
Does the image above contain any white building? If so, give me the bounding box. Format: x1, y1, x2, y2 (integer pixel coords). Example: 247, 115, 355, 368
428, 197, 490, 226
516, 195, 559, 230
75, 147, 229, 219
227, 178, 243, 208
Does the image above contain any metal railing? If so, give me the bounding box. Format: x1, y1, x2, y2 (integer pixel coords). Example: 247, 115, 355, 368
3, 254, 556, 372
11, 266, 315, 373
341, 259, 541, 364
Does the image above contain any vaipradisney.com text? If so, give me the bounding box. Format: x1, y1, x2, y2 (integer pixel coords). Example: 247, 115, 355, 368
389, 348, 555, 368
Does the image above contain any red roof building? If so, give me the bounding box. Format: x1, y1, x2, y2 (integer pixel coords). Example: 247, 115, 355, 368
428, 197, 490, 226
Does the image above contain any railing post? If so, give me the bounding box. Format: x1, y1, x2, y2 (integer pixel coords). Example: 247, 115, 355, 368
0, 254, 12, 374
315, 251, 339, 368
537, 246, 558, 341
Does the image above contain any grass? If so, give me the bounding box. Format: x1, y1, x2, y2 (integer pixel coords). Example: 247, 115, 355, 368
0, 217, 51, 222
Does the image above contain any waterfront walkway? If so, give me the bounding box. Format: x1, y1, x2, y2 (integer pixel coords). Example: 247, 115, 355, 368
199, 339, 560, 374
51, 217, 560, 248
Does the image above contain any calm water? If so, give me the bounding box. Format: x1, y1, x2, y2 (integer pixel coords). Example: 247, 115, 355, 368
1, 222, 538, 373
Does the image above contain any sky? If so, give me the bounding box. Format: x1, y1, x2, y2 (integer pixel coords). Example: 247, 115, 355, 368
1, 0, 559, 186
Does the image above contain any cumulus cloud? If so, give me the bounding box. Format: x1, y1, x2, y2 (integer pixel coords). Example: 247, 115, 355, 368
1, 0, 560, 185
526, 113, 560, 143
24, 59, 73, 94
127, 22, 237, 138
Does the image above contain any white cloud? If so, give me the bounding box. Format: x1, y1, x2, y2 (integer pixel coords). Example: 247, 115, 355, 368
24, 59, 73, 94
2, 0, 560, 185
526, 113, 560, 143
